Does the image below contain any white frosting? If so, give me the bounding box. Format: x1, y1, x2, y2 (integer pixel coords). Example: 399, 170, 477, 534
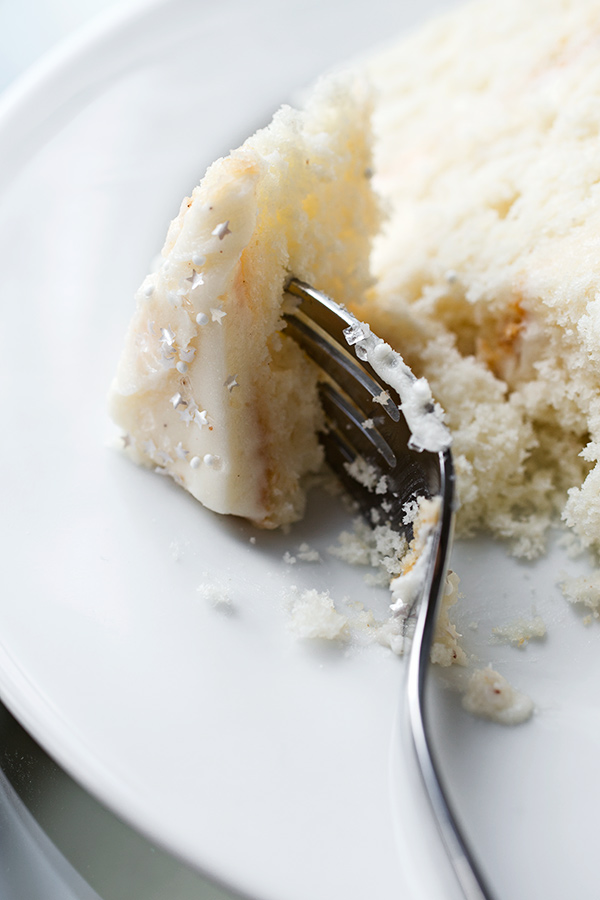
386, 497, 444, 651
389, 538, 433, 615
343, 319, 451, 453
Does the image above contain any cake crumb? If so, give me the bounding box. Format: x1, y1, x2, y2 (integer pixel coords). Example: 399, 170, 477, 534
374, 617, 405, 655
559, 570, 600, 614
197, 582, 233, 608
328, 517, 407, 581
287, 588, 348, 640
283, 542, 322, 565
169, 539, 189, 561
462, 666, 534, 725
492, 614, 546, 648
296, 542, 322, 562
344, 458, 379, 492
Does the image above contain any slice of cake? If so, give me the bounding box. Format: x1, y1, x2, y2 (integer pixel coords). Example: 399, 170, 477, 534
112, 0, 600, 570
109, 75, 379, 528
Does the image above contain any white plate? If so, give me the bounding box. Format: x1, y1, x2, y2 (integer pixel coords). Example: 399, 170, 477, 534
0, 1, 598, 899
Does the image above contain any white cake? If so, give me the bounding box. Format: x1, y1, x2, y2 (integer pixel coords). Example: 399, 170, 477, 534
112, 0, 600, 573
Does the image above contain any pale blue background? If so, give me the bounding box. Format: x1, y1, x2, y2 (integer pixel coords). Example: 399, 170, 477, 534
0, 0, 118, 91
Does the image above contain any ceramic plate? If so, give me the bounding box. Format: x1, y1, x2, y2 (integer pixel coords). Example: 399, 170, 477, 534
0, 1, 598, 898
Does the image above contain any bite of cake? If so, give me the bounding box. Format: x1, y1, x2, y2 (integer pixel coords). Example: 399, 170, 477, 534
109, 75, 379, 528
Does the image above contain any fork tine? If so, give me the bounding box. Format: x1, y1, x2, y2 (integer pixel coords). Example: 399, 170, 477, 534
284, 280, 400, 423
286, 280, 441, 531
318, 382, 439, 533
318, 381, 397, 468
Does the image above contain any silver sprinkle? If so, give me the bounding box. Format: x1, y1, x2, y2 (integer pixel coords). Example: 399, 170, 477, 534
186, 271, 204, 289
170, 392, 186, 409
210, 306, 227, 324
212, 221, 231, 240
194, 409, 209, 428
155, 449, 174, 466
179, 347, 196, 363
343, 322, 365, 346
178, 406, 194, 424
160, 327, 176, 347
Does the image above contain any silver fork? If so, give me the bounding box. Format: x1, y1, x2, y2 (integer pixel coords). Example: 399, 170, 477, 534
284, 279, 496, 900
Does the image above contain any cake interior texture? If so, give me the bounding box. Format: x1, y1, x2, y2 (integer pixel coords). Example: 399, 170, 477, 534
358, 0, 600, 563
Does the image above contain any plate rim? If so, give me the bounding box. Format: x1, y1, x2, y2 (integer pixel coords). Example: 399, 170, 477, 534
0, 1, 267, 895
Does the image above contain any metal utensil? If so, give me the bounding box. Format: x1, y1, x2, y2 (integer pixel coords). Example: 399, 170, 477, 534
284, 278, 496, 900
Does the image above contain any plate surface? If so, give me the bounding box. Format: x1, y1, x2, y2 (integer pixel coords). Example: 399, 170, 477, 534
0, 1, 598, 899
